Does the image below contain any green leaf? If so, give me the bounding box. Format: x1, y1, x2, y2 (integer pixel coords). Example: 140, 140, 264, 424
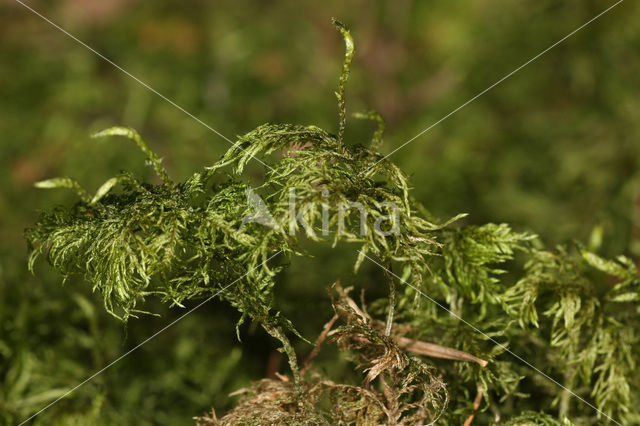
581, 250, 633, 279
34, 177, 91, 203
92, 126, 173, 186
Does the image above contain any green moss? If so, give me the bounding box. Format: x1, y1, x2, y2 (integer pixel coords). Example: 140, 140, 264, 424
26, 19, 640, 425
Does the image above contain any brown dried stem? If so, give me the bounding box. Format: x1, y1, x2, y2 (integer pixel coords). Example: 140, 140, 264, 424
301, 313, 339, 377
463, 390, 483, 426
353, 336, 488, 368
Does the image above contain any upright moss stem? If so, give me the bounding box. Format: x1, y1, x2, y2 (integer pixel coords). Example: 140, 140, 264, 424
263, 322, 302, 395
384, 262, 396, 336
332, 18, 354, 149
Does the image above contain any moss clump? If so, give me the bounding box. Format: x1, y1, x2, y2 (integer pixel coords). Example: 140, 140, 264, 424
28, 19, 640, 425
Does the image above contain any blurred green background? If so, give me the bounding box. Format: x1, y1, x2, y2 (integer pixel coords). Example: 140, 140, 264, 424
2, 0, 639, 423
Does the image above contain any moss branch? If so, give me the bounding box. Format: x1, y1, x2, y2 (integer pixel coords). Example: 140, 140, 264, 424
332, 18, 354, 148
383, 262, 396, 337
262, 321, 302, 395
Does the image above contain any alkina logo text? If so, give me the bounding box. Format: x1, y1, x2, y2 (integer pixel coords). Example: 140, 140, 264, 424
240, 187, 400, 237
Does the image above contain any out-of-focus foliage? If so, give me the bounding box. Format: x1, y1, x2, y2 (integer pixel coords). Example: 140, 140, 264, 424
2, 0, 640, 424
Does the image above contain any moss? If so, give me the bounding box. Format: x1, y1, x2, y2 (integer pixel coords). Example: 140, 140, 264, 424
27, 19, 640, 425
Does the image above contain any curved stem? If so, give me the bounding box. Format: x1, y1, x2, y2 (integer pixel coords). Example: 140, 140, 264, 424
301, 313, 339, 377
262, 322, 302, 395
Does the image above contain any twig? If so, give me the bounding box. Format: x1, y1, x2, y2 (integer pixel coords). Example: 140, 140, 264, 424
353, 335, 488, 367
193, 408, 218, 426
300, 313, 340, 377
395, 336, 488, 367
